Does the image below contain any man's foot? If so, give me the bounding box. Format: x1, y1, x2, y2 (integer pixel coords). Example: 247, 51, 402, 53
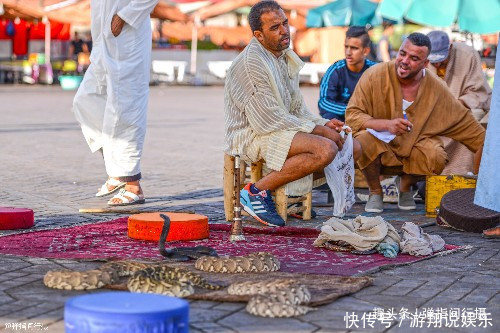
107, 183, 145, 206
240, 183, 285, 227
365, 194, 383, 213
96, 178, 126, 197
398, 191, 417, 210
482, 226, 500, 239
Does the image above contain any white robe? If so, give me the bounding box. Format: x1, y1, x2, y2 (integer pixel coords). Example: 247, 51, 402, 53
73, 0, 158, 178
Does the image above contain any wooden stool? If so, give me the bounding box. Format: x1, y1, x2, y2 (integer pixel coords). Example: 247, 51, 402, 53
223, 154, 316, 223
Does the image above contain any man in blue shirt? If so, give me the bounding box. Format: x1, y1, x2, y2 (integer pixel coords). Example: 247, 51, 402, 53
318, 26, 376, 121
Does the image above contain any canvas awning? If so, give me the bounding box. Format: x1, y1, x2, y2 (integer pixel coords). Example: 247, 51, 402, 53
1, 0, 188, 25
161, 21, 252, 46
379, 0, 500, 34
306, 0, 381, 28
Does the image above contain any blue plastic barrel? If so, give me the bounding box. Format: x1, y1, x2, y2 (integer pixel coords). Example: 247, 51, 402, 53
64, 292, 189, 333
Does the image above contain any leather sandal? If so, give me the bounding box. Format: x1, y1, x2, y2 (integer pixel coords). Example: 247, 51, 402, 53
96, 178, 126, 197
107, 188, 145, 206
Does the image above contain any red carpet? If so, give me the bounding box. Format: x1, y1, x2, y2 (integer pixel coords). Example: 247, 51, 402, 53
0, 218, 463, 276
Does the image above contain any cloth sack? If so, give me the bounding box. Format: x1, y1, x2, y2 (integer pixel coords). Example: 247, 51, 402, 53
324, 130, 356, 217
313, 215, 401, 252
400, 222, 445, 256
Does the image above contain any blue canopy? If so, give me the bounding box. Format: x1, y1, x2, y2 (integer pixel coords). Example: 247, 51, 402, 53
306, 0, 381, 28
378, 0, 500, 34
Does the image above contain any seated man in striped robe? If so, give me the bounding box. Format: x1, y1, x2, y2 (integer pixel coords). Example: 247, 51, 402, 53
224, 1, 361, 227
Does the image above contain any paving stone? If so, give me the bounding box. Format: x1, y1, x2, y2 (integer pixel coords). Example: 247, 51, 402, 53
454, 273, 500, 286
354, 295, 428, 310
189, 308, 231, 323
381, 279, 426, 296
218, 311, 317, 333
487, 293, 500, 305
311, 329, 348, 333
461, 288, 498, 303
211, 302, 246, 312
318, 297, 377, 312
42, 319, 66, 333
190, 300, 220, 309
409, 280, 454, 298
190, 321, 237, 332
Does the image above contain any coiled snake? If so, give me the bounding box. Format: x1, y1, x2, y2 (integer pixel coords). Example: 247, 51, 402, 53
228, 279, 315, 318
195, 252, 280, 273
43, 261, 224, 297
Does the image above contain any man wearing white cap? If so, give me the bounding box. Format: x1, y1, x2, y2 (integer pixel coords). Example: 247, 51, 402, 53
427, 30, 492, 175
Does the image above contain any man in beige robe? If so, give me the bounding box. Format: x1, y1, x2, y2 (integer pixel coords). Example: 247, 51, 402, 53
346, 33, 485, 213
427, 31, 492, 175
224, 1, 361, 227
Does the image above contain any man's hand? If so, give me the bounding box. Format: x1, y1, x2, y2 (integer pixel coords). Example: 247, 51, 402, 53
312, 125, 344, 150
325, 119, 349, 132
111, 14, 125, 37
387, 118, 413, 136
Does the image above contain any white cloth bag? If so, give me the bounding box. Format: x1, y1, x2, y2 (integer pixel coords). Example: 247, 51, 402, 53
324, 131, 356, 217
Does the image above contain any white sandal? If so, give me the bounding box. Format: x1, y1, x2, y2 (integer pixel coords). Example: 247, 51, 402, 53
96, 178, 126, 197
107, 188, 146, 206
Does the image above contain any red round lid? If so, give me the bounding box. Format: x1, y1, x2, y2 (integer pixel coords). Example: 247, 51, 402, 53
0, 207, 34, 230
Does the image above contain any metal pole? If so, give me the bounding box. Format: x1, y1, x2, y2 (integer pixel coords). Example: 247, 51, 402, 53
190, 14, 200, 76
229, 155, 245, 241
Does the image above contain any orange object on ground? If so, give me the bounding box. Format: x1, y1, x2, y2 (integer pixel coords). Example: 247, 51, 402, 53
0, 207, 34, 230
128, 212, 209, 242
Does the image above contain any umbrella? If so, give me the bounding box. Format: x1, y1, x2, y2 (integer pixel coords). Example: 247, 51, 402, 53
306, 0, 381, 28
378, 0, 500, 34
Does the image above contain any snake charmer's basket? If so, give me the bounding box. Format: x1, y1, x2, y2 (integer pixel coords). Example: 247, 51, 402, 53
437, 188, 500, 233
128, 212, 209, 241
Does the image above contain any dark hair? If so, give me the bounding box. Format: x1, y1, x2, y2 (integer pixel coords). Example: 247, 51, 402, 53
345, 26, 371, 48
406, 32, 432, 55
248, 1, 283, 32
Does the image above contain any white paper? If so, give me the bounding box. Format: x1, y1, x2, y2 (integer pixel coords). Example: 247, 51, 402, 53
366, 128, 396, 143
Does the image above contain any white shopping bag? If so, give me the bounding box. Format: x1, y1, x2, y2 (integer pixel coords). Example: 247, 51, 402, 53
324, 131, 356, 217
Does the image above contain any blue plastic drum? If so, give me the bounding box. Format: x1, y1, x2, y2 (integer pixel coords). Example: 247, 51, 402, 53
64, 292, 189, 333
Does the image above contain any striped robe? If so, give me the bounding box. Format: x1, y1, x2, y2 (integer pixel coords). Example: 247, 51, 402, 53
224, 38, 327, 194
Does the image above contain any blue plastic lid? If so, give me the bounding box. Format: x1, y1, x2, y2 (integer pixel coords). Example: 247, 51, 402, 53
66, 292, 188, 315
65, 292, 189, 333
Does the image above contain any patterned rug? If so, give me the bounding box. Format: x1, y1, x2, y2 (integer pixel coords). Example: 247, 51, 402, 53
0, 218, 465, 276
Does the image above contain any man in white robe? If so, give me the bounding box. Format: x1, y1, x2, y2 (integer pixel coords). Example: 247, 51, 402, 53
73, 0, 158, 206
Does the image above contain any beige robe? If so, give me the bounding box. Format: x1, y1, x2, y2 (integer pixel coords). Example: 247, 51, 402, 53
346, 61, 485, 176
427, 42, 492, 175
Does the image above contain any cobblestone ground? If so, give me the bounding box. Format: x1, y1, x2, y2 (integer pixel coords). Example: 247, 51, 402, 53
0, 86, 498, 333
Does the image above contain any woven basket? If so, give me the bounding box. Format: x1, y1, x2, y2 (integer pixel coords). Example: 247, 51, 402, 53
437, 188, 500, 233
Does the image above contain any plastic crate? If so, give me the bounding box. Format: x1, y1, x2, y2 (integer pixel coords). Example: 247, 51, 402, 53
425, 175, 477, 217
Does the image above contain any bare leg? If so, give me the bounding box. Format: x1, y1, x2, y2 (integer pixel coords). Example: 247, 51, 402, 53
353, 138, 362, 162
360, 155, 383, 195
255, 132, 338, 191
